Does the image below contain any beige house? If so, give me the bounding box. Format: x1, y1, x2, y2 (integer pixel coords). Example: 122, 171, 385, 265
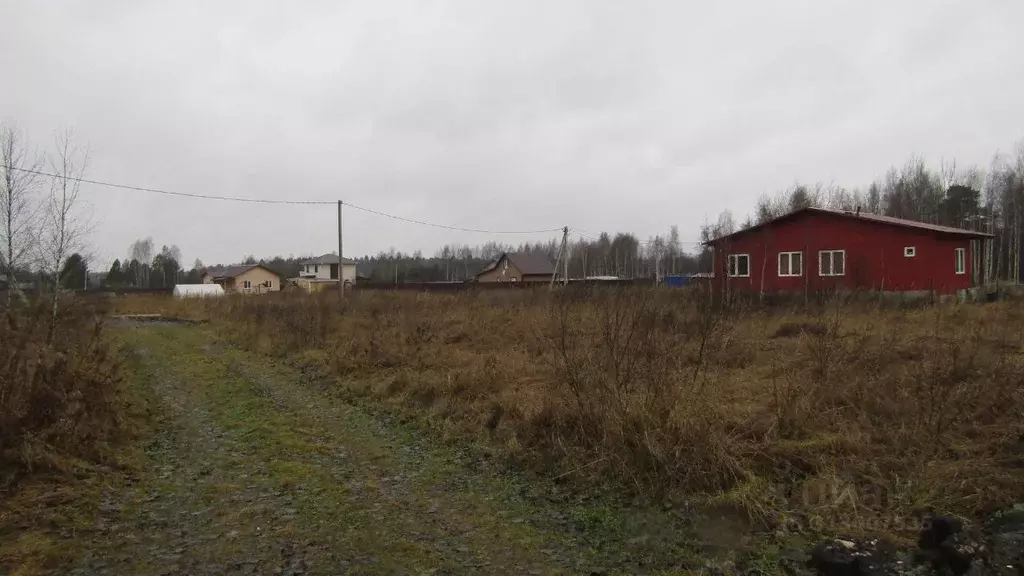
475, 252, 556, 283
201, 264, 282, 294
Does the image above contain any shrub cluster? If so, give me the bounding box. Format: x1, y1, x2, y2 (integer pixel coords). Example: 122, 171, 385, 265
0, 298, 123, 488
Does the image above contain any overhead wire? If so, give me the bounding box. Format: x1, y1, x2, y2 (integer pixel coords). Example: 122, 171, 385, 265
10, 166, 562, 234
343, 201, 562, 234
9, 166, 336, 205
13, 165, 705, 241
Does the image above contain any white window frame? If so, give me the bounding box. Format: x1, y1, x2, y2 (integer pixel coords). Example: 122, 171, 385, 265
243, 279, 252, 289
503, 259, 509, 270
818, 250, 846, 277
778, 251, 803, 277
904, 246, 916, 257
727, 253, 750, 278
954, 247, 966, 275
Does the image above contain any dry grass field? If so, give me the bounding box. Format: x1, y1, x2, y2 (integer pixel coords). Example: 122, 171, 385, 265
123, 287, 1024, 540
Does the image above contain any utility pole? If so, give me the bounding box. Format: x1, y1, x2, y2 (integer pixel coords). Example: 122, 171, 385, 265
562, 226, 568, 286
549, 233, 563, 290
337, 200, 344, 302
550, 226, 569, 290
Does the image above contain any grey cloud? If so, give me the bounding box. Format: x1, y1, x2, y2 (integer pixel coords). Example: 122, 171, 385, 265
1, 0, 1023, 268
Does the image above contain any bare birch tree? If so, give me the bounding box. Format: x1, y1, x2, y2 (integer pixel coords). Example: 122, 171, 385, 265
129, 237, 154, 286
0, 125, 43, 303
667, 225, 681, 274
41, 129, 90, 341
1010, 143, 1024, 284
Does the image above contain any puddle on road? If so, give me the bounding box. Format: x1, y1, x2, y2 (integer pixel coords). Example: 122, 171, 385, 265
109, 314, 205, 326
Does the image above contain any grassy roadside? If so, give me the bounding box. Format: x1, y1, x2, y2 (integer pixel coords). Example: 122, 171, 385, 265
61, 323, 749, 575
0, 341, 155, 575
141, 325, 555, 573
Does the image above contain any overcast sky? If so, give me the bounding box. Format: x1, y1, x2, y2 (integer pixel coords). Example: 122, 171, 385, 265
2, 1, 1023, 269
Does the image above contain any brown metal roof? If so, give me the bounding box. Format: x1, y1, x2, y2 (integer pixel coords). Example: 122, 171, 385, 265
843, 210, 994, 236
203, 264, 281, 280
476, 252, 555, 277
706, 207, 994, 245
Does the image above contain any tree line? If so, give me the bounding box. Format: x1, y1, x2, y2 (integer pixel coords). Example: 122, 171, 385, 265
101, 238, 200, 289
354, 140, 1024, 283
339, 233, 703, 283
149, 234, 700, 287
9, 118, 1022, 290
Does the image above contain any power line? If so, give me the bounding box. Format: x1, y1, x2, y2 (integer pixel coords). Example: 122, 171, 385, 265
10, 165, 563, 234
344, 201, 562, 235
9, 166, 335, 205
573, 230, 600, 241
12, 165, 699, 240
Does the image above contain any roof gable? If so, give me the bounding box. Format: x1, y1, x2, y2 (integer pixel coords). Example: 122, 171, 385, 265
476, 252, 556, 277
300, 253, 357, 265
509, 252, 556, 275
706, 207, 993, 245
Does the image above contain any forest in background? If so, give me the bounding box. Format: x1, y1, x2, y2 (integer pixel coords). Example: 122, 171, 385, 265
256, 142, 1024, 285
6, 127, 1020, 288
701, 150, 1024, 282
97, 230, 701, 287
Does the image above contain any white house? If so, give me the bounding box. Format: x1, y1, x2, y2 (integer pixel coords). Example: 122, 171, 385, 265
292, 253, 357, 292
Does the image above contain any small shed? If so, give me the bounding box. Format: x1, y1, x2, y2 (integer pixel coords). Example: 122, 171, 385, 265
173, 284, 225, 299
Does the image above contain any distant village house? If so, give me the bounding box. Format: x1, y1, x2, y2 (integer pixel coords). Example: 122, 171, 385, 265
475, 252, 556, 283
202, 264, 282, 294
291, 253, 357, 293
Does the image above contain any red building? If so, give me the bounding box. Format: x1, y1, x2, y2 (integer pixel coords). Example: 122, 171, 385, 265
706, 207, 993, 296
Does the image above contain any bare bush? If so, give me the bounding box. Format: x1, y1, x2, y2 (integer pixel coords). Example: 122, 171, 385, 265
546, 286, 745, 492
552, 287, 670, 429
0, 298, 122, 488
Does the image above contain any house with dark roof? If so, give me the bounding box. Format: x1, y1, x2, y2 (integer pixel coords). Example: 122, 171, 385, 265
291, 253, 357, 292
704, 207, 994, 297
475, 252, 556, 284
201, 264, 282, 294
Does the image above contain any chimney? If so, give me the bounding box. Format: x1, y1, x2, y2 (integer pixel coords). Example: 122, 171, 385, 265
855, 206, 861, 217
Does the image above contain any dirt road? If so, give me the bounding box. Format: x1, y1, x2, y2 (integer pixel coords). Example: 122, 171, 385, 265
65, 324, 707, 575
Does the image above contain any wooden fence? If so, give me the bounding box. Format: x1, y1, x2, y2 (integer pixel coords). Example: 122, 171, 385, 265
353, 278, 657, 292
